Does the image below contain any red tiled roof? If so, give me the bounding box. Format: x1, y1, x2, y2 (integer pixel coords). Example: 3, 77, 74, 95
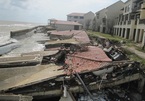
68, 46, 112, 61
50, 30, 90, 44
67, 13, 85, 16
65, 46, 112, 75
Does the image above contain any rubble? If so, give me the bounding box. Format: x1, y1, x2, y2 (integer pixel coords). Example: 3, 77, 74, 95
0, 29, 144, 101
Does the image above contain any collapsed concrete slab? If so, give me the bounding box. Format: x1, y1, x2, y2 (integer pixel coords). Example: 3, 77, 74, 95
48, 30, 90, 44
0, 94, 33, 101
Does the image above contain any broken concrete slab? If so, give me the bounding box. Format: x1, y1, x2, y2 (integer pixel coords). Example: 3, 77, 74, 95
48, 30, 90, 44
21, 50, 59, 57
0, 55, 42, 68
0, 94, 33, 101
0, 64, 64, 92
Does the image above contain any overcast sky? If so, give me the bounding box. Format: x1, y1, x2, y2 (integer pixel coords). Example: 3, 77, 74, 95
0, 0, 127, 23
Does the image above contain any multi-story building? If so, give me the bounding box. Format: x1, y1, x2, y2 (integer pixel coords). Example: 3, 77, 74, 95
48, 19, 82, 31
67, 12, 95, 29
114, 0, 145, 46
95, 1, 124, 34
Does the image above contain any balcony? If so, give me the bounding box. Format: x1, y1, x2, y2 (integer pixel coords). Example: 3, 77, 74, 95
141, 3, 145, 9
128, 20, 131, 25
123, 21, 126, 25
132, 6, 141, 13
139, 19, 145, 24
135, 20, 138, 25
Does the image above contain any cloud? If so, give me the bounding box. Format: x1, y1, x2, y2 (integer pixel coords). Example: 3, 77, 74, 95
10, 0, 28, 9
0, 0, 127, 23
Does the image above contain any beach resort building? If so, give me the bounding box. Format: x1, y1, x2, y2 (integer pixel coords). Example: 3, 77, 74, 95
114, 0, 145, 46
95, 0, 124, 34
48, 19, 82, 31
67, 11, 95, 30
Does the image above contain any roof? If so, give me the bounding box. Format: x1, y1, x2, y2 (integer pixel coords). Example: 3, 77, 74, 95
67, 46, 112, 62
49, 30, 90, 44
65, 46, 112, 75
96, 0, 124, 13
67, 13, 85, 16
52, 20, 82, 26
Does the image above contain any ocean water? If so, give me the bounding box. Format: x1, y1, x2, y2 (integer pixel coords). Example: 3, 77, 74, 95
0, 20, 39, 37
0, 20, 47, 56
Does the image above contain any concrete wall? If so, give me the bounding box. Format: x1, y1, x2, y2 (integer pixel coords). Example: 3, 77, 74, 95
0, 94, 33, 101
96, 8, 106, 31
84, 11, 95, 29
67, 12, 95, 29
0, 65, 48, 81
95, 1, 124, 33
55, 24, 82, 31
10, 27, 36, 39
114, 0, 145, 46
107, 1, 124, 20
123, 0, 135, 15
67, 15, 84, 25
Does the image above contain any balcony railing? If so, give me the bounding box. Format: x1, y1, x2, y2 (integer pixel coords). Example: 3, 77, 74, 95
120, 22, 122, 25
128, 20, 131, 25
124, 21, 126, 25
139, 19, 145, 24
141, 3, 145, 9
132, 6, 141, 12
135, 20, 138, 25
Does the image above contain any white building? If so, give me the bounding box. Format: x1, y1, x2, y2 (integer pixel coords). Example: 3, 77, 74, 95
67, 12, 95, 29
49, 19, 82, 31
114, 0, 145, 46
95, 1, 124, 34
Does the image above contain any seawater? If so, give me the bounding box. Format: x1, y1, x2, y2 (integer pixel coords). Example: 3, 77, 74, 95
0, 20, 46, 56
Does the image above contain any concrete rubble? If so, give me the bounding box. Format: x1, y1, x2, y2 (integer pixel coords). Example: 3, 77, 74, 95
0, 26, 144, 101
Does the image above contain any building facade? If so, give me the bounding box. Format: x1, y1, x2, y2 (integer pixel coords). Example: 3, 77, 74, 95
95, 1, 124, 34
48, 19, 82, 31
114, 0, 145, 46
67, 12, 95, 29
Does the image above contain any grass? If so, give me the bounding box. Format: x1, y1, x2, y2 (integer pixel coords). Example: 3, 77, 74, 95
87, 30, 145, 66
124, 49, 145, 66
87, 30, 127, 41
87, 30, 144, 49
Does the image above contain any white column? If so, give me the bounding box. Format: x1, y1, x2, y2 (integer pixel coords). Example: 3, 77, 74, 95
142, 32, 145, 47
139, 29, 143, 42
135, 29, 139, 42
124, 28, 128, 39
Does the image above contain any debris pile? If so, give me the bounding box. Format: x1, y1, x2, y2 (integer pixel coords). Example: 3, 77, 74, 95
0, 29, 144, 101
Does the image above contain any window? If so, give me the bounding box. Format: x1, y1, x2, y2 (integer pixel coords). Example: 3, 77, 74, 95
74, 16, 78, 19
96, 13, 100, 19
102, 18, 106, 24
69, 16, 72, 18
80, 16, 84, 19
125, 6, 127, 12
128, 4, 131, 12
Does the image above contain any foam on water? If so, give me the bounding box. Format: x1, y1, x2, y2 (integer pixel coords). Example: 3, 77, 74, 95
0, 21, 46, 57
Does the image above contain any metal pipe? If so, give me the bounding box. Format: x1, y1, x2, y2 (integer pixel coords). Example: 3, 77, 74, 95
75, 73, 95, 101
